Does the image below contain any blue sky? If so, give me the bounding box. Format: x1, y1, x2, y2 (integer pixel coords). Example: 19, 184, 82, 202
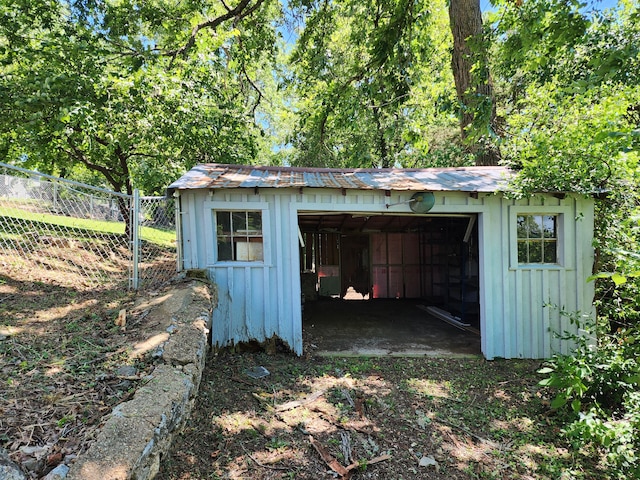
481, 0, 621, 11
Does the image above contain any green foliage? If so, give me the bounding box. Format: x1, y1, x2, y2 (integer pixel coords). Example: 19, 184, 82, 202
502, 84, 640, 196
0, 0, 278, 195
286, 0, 460, 168
491, 1, 640, 476
488, 0, 640, 102
537, 210, 640, 478
539, 323, 640, 478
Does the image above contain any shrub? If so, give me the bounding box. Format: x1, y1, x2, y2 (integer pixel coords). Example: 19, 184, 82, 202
539, 316, 640, 478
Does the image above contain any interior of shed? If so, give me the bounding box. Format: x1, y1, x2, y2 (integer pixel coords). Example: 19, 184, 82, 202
298, 213, 481, 355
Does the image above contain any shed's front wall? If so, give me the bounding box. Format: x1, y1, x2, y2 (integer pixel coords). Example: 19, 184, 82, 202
177, 187, 595, 359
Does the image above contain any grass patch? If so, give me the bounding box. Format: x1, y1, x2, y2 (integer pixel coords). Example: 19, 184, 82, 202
0, 206, 175, 247
0, 205, 125, 235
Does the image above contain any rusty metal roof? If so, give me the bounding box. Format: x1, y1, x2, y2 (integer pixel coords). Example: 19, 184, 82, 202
167, 163, 513, 193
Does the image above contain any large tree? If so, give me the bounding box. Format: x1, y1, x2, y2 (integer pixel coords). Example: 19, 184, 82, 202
448, 0, 500, 165
286, 0, 467, 169
0, 0, 279, 196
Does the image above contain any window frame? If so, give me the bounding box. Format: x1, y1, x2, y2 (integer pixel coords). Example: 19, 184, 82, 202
204, 201, 270, 266
516, 214, 558, 264
509, 205, 570, 270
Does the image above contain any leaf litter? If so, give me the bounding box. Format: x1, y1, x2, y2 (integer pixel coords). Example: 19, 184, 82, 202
1, 254, 605, 479
0, 259, 163, 478
157, 350, 598, 479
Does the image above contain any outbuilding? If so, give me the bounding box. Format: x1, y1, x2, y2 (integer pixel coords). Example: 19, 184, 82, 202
168, 163, 595, 359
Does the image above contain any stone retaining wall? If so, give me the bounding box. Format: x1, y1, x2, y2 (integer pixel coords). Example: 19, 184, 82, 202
65, 280, 212, 480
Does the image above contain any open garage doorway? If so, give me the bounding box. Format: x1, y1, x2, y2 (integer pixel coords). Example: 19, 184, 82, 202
298, 213, 481, 356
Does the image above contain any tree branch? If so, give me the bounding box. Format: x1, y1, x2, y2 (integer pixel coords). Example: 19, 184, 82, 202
61, 139, 122, 191
164, 0, 266, 63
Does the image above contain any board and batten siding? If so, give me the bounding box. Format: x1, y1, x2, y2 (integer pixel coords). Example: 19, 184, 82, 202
176, 187, 595, 359
480, 194, 595, 359
177, 189, 303, 353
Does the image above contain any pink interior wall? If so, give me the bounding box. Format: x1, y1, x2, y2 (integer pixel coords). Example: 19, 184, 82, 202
371, 233, 422, 299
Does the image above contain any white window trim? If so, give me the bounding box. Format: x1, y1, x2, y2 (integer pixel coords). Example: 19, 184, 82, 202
509, 205, 571, 270
204, 200, 271, 266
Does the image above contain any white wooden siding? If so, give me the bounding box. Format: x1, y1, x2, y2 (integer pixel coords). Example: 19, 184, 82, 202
178, 187, 595, 359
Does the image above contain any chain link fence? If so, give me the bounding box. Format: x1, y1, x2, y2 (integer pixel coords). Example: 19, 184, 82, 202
0, 163, 177, 290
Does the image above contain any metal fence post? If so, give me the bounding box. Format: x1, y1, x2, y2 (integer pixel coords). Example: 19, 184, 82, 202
131, 189, 140, 289
174, 192, 182, 272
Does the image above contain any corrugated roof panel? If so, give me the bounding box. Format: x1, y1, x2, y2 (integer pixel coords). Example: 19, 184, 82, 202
167, 163, 513, 193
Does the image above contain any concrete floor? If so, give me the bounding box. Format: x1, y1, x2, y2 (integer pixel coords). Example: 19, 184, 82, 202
302, 297, 481, 357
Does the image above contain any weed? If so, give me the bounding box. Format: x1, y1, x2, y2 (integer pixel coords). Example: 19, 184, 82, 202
57, 415, 74, 428
267, 437, 289, 450
346, 357, 377, 375
65, 320, 81, 332
539, 313, 640, 478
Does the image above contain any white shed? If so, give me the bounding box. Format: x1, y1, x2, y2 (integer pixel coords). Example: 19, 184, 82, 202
168, 163, 595, 359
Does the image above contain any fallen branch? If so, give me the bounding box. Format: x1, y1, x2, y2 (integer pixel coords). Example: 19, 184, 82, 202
275, 389, 325, 412
309, 435, 351, 479
231, 375, 258, 387
251, 392, 272, 406
363, 453, 392, 466
0, 294, 15, 304
434, 416, 501, 449
341, 389, 355, 408
240, 443, 289, 471
340, 431, 352, 465
308, 435, 392, 479
308, 405, 376, 436
355, 395, 365, 419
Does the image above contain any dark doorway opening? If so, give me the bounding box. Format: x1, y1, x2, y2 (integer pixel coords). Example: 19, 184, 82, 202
298, 213, 480, 355
340, 234, 370, 299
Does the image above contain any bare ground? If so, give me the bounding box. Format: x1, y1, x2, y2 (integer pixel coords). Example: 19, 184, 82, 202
1, 252, 604, 479
157, 350, 601, 480
0, 256, 167, 478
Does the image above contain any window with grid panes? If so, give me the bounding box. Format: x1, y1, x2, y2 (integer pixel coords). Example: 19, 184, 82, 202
216, 211, 263, 261
516, 214, 558, 264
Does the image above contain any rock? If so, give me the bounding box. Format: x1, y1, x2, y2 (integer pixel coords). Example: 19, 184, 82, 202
419, 455, 438, 468
42, 464, 70, 480
0, 448, 27, 480
166, 324, 178, 334
152, 347, 164, 358
115, 365, 138, 377
18, 446, 47, 457
18, 444, 49, 475
113, 380, 132, 390
244, 366, 270, 379
65, 281, 212, 480
21, 456, 45, 473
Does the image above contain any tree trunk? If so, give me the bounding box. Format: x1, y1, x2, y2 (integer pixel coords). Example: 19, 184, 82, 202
448, 0, 500, 166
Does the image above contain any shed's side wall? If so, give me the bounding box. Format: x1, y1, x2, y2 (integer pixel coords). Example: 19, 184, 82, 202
482, 194, 595, 359
177, 188, 595, 359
